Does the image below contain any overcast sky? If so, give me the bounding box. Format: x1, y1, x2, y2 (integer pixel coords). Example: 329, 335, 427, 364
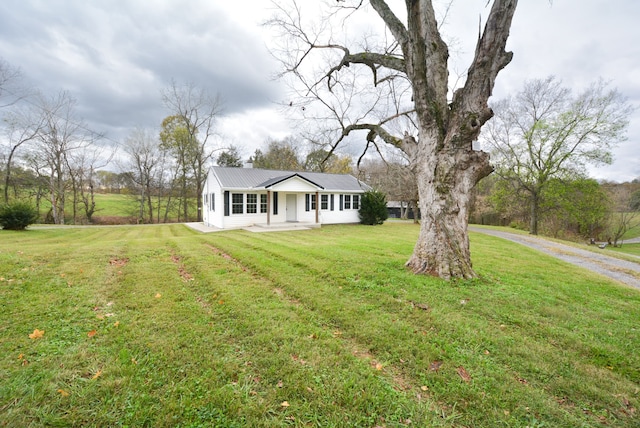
0, 0, 638, 182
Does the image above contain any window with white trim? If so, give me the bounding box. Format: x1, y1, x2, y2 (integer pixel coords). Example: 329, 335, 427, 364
320, 194, 328, 210
344, 194, 351, 210
232, 193, 243, 214
352, 194, 360, 210
210, 193, 215, 211
247, 194, 258, 214
260, 194, 267, 213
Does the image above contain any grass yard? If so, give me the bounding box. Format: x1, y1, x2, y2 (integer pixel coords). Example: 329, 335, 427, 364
0, 223, 638, 427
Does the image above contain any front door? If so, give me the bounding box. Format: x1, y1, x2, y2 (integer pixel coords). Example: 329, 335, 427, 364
286, 194, 297, 222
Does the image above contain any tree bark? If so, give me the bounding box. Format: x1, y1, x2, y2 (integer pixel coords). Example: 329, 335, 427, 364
406, 136, 493, 279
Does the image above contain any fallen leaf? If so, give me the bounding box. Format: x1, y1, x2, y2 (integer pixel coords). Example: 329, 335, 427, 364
17, 353, 24, 360
113, 321, 120, 327
484, 350, 490, 355
218, 300, 224, 305
131, 358, 137, 365
280, 401, 290, 408
277, 380, 284, 388
87, 330, 97, 338
29, 329, 44, 339
96, 314, 105, 320
429, 360, 443, 372
460, 299, 469, 305
374, 362, 383, 371
332, 330, 342, 337
457, 366, 472, 382
155, 293, 162, 298
57, 389, 70, 397
420, 385, 429, 391
92, 370, 102, 380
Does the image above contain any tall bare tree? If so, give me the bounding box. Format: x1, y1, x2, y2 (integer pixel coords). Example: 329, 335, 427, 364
121, 128, 163, 223
161, 81, 223, 222
31, 91, 96, 224
269, 0, 517, 279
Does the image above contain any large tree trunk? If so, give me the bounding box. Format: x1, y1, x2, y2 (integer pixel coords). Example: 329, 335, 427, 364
406, 134, 493, 279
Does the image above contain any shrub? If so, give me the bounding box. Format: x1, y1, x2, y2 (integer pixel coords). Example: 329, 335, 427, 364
359, 190, 389, 225
0, 202, 39, 230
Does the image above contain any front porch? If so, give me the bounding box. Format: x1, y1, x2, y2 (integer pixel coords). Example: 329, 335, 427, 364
245, 221, 321, 233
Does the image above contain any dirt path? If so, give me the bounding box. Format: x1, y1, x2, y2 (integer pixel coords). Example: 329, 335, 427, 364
470, 226, 640, 291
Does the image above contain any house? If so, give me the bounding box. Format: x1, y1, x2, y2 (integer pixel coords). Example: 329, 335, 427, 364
201, 166, 371, 229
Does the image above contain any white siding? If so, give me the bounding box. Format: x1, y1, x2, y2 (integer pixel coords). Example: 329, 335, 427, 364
202, 169, 224, 228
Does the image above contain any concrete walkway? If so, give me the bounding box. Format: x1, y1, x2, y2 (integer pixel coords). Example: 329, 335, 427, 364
184, 222, 318, 233
470, 226, 640, 291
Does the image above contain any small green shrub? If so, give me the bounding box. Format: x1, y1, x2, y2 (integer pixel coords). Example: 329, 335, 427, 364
359, 190, 389, 225
0, 202, 39, 230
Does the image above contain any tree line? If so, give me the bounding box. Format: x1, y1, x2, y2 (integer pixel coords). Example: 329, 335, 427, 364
1, 60, 358, 224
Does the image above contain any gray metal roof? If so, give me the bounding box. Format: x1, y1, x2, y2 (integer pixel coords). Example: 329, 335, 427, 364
212, 166, 370, 191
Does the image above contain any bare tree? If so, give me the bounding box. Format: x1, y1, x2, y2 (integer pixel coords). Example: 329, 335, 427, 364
66, 142, 112, 223
31, 91, 96, 224
483, 77, 632, 235
604, 183, 640, 247
121, 128, 163, 223
269, 0, 517, 279
161, 81, 223, 222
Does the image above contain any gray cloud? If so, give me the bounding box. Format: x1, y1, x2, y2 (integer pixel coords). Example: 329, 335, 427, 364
0, 0, 281, 143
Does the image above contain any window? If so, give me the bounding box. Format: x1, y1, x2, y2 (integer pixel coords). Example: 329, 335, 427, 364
311, 194, 316, 210
321, 194, 328, 210
330, 194, 335, 211
210, 193, 215, 211
344, 194, 351, 210
247, 194, 257, 214
260, 194, 267, 213
352, 194, 359, 210
232, 193, 243, 214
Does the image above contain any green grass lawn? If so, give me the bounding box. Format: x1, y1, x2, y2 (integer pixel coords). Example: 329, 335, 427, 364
1, 223, 638, 427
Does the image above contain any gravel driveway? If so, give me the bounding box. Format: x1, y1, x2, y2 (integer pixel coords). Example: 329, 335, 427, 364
470, 226, 640, 291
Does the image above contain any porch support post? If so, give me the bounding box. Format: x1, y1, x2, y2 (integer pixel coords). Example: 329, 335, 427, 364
315, 191, 319, 224
267, 190, 271, 226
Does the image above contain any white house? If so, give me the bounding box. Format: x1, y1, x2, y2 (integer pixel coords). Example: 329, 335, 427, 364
202, 166, 371, 229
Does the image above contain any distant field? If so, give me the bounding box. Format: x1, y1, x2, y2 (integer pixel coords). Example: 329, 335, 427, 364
92, 193, 138, 217
1, 223, 638, 427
